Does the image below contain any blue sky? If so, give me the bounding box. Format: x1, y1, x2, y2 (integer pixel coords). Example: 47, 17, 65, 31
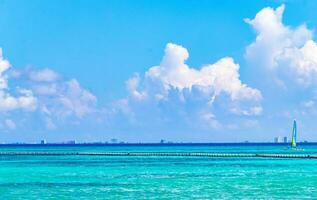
1, 0, 317, 143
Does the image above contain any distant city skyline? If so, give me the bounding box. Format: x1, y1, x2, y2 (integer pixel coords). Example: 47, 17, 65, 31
1, 1, 317, 143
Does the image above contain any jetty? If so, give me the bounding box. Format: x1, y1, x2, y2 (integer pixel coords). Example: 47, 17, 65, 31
0, 152, 317, 159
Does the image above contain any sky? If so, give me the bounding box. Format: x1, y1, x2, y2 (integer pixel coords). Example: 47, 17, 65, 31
1, 0, 317, 143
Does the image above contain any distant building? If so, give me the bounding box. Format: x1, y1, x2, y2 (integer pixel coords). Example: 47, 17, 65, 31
66, 140, 76, 144
40, 139, 47, 145
283, 137, 288, 143
110, 138, 118, 144
274, 136, 287, 143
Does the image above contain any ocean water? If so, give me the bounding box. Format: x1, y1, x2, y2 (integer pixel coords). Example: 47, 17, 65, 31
1, 144, 317, 199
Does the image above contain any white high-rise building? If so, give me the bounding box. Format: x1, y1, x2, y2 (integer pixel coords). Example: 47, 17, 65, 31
274, 136, 287, 143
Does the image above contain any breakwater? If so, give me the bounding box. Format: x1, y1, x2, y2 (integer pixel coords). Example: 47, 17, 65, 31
0, 152, 317, 159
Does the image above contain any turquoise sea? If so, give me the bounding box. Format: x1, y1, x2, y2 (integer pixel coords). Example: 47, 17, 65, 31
1, 144, 317, 199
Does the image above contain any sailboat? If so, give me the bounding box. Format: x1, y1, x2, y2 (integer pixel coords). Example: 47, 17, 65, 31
291, 120, 297, 148
284, 120, 302, 151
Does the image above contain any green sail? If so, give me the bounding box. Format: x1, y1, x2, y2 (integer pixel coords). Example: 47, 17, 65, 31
291, 120, 297, 148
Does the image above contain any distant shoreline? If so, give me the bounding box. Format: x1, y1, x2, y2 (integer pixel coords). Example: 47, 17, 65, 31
0, 142, 315, 146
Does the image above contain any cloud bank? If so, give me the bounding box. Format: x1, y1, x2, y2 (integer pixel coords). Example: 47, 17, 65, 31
117, 43, 262, 132
0, 49, 97, 130
245, 4, 317, 86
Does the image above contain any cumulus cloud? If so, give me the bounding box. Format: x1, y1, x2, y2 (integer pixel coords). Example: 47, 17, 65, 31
57, 79, 97, 118
29, 68, 59, 82
278, 40, 317, 85
0, 49, 10, 90
32, 77, 97, 119
143, 43, 261, 102
19, 71, 97, 129
0, 47, 98, 131
117, 43, 263, 131
0, 48, 37, 112
32, 84, 58, 96
200, 112, 222, 130
245, 4, 317, 86
126, 73, 147, 100
128, 43, 261, 111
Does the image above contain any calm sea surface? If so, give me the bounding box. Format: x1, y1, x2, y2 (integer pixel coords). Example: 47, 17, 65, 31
1, 144, 317, 199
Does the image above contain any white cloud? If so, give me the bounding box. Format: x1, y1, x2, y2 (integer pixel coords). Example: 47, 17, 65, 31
126, 73, 147, 100
26, 67, 98, 120
32, 84, 57, 96
0, 48, 10, 90
57, 79, 97, 118
278, 40, 317, 85
302, 100, 314, 109
128, 43, 262, 114
0, 47, 98, 129
200, 112, 222, 130
0, 49, 37, 112
245, 4, 317, 86
29, 68, 59, 82
146, 43, 261, 102
230, 106, 263, 116
31, 79, 97, 121
113, 43, 263, 132
0, 89, 37, 112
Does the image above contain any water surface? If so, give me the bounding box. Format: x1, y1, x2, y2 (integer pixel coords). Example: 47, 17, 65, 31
0, 144, 316, 199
